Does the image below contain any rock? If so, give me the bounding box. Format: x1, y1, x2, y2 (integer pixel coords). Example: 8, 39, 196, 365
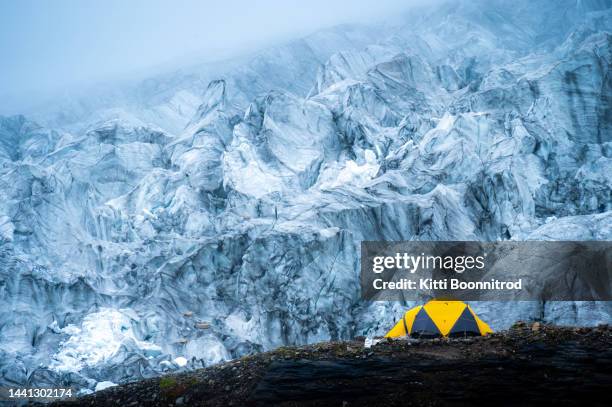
160, 327, 611, 407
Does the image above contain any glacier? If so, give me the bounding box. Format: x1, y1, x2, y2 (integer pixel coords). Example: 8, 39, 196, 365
0, 0, 611, 392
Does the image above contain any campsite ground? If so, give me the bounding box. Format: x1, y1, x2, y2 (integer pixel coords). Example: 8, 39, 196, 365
50, 323, 611, 407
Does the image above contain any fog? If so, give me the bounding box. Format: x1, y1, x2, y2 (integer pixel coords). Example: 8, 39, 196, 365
0, 0, 420, 113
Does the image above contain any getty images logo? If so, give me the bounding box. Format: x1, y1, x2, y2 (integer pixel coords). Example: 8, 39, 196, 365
371, 252, 487, 274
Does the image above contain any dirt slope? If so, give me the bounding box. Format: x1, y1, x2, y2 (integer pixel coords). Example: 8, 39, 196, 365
51, 323, 612, 407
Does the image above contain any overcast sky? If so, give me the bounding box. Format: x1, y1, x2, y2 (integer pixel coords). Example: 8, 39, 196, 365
0, 0, 416, 112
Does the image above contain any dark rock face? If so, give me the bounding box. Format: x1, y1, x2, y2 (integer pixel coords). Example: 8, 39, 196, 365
251, 349, 608, 407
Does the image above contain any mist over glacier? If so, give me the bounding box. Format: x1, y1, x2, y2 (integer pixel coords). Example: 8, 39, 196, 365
0, 0, 611, 392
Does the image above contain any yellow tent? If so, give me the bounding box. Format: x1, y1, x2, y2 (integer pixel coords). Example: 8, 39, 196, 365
385, 300, 493, 338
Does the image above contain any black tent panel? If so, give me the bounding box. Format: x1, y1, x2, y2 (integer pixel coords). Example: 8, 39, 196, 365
448, 307, 481, 337
410, 308, 441, 338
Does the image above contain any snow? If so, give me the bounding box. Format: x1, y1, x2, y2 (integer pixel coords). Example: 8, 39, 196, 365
95, 381, 117, 392
50, 309, 161, 373
173, 357, 188, 367
184, 337, 230, 365
319, 150, 380, 189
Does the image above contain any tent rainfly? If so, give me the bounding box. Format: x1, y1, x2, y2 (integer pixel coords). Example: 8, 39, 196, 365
385, 300, 493, 338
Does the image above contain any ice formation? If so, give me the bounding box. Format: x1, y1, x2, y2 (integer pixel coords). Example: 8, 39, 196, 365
0, 0, 610, 391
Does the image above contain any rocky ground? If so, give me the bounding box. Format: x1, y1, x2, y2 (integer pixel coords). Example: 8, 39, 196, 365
45, 323, 611, 407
